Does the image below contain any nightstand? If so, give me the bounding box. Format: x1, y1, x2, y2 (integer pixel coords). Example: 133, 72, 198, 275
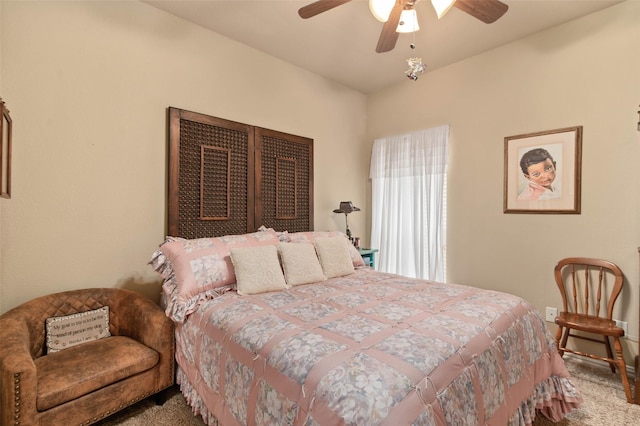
358, 248, 379, 269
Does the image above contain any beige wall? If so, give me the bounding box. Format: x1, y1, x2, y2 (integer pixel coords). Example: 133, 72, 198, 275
0, 1, 368, 310
368, 1, 640, 361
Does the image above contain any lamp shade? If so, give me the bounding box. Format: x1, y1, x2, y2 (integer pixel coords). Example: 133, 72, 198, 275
431, 0, 456, 19
397, 9, 420, 33
369, 0, 420, 33
369, 0, 395, 22
333, 201, 361, 214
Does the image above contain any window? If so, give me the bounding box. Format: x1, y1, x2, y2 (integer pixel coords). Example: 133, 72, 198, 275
369, 125, 449, 281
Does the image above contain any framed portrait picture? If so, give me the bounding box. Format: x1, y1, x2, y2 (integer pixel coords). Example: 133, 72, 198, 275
1, 98, 11, 199
504, 126, 582, 214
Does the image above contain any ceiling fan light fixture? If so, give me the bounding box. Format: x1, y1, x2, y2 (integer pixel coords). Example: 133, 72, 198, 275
369, 0, 396, 22
397, 9, 420, 33
300, 0, 508, 54
431, 0, 456, 19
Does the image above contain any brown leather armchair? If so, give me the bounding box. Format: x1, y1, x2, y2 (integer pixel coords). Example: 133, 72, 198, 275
0, 288, 175, 426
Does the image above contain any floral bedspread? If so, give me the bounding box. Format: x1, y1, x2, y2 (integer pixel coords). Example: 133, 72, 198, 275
174, 268, 581, 425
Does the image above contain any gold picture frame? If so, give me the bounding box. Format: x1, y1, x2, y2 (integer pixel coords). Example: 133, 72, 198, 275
504, 126, 582, 214
1, 98, 12, 199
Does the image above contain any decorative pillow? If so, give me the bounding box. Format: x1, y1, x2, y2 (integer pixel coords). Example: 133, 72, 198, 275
149, 229, 279, 322
286, 231, 365, 267
230, 245, 288, 295
45, 306, 111, 354
278, 242, 326, 286
314, 236, 356, 278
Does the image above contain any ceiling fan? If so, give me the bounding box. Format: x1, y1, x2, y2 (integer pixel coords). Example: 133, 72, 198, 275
298, 0, 509, 53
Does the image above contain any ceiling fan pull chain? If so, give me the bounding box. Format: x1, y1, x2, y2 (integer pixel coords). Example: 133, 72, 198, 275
410, 26, 417, 49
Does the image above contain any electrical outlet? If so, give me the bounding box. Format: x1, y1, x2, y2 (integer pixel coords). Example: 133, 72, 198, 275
614, 320, 628, 336
545, 307, 558, 322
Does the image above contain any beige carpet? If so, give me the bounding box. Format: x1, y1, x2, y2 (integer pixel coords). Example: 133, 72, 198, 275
96, 357, 639, 426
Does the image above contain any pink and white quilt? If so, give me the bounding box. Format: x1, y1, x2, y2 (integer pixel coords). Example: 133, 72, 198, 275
174, 268, 581, 425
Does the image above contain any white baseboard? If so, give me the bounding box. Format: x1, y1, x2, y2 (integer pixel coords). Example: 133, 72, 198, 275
564, 352, 635, 377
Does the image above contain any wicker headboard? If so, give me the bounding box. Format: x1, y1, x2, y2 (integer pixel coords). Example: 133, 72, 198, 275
167, 107, 314, 238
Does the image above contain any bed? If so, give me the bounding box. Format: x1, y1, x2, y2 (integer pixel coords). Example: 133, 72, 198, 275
149, 228, 581, 425
156, 108, 581, 424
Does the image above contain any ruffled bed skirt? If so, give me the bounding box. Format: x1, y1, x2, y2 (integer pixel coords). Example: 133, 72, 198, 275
177, 368, 220, 426
177, 366, 581, 426
509, 373, 581, 425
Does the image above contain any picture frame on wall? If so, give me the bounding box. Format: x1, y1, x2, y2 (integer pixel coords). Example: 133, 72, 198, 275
504, 126, 582, 214
1, 97, 12, 199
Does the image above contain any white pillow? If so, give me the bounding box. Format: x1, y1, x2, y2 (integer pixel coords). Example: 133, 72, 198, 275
46, 306, 111, 353
230, 245, 288, 295
286, 231, 365, 267
278, 242, 326, 286
314, 236, 355, 278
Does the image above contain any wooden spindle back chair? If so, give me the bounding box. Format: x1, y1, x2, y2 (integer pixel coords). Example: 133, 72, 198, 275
553, 257, 632, 403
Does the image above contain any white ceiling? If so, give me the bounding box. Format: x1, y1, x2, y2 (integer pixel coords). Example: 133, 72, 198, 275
142, 0, 622, 94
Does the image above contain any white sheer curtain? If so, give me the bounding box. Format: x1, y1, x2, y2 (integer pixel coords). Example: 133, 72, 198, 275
369, 125, 449, 281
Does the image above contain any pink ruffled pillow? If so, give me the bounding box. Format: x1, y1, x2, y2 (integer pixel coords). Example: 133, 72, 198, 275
149, 229, 279, 322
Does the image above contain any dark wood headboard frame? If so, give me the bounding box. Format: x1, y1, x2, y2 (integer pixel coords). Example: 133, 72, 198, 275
168, 107, 314, 239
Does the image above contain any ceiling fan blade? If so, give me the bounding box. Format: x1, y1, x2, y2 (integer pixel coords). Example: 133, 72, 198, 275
298, 0, 351, 19
453, 0, 508, 24
376, 1, 404, 53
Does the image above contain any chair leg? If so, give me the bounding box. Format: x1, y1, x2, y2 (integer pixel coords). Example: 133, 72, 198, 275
603, 335, 616, 373
634, 355, 640, 404
556, 327, 569, 357
555, 326, 564, 356
613, 336, 633, 403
